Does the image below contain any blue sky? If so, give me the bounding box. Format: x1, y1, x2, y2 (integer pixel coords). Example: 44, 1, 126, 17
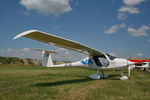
0, 0, 150, 61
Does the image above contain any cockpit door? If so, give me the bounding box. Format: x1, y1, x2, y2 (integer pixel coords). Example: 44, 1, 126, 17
93, 56, 102, 67
93, 56, 109, 67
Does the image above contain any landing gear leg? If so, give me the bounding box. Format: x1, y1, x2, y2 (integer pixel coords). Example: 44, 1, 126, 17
89, 70, 100, 80
120, 70, 128, 80
101, 71, 108, 79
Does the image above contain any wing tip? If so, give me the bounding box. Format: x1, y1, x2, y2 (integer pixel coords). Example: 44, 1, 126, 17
13, 30, 38, 40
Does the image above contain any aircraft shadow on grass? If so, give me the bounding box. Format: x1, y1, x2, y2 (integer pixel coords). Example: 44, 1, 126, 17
34, 78, 94, 87
107, 74, 121, 80
34, 73, 121, 87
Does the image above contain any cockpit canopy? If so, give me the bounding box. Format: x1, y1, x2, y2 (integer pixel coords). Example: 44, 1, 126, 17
92, 53, 117, 67
105, 53, 117, 61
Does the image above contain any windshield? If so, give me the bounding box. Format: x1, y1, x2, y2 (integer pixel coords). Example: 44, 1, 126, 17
106, 53, 117, 60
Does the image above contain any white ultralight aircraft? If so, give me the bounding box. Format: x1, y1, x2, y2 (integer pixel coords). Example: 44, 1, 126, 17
13, 30, 137, 80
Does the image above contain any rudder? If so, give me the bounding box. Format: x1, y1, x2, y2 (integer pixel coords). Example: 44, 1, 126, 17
34, 49, 57, 67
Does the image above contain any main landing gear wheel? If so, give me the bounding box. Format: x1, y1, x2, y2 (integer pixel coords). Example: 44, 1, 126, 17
89, 74, 100, 80
89, 70, 108, 80
89, 70, 100, 79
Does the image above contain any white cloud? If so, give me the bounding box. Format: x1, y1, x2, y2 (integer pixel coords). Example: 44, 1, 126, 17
105, 24, 150, 37
55, 48, 67, 52
105, 23, 126, 34
136, 53, 144, 57
7, 48, 13, 52
22, 48, 30, 52
118, 0, 146, 20
118, 12, 127, 20
118, 6, 140, 14
128, 25, 150, 37
64, 51, 69, 54
105, 25, 118, 34
123, 0, 145, 6
109, 52, 118, 57
20, 0, 72, 16
119, 23, 126, 28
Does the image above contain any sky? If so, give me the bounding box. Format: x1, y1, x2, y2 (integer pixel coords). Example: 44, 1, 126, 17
0, 0, 150, 61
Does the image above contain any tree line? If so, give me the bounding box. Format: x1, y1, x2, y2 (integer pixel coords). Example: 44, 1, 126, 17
0, 56, 41, 65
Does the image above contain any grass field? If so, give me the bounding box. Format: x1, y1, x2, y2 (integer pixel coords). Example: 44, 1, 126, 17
0, 64, 150, 100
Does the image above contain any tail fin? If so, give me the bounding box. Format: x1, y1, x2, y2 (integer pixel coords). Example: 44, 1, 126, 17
33, 49, 57, 67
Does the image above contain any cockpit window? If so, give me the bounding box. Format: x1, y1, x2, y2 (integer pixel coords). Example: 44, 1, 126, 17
106, 53, 116, 60
93, 56, 109, 67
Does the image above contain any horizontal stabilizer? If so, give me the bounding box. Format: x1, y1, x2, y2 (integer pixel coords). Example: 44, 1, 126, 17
33, 48, 57, 54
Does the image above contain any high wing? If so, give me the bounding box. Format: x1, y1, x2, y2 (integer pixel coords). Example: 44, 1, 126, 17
13, 30, 104, 57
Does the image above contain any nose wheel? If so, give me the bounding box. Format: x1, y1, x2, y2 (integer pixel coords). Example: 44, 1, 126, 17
119, 71, 128, 80
120, 76, 128, 80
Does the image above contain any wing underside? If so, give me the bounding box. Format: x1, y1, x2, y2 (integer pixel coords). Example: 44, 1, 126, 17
13, 30, 104, 57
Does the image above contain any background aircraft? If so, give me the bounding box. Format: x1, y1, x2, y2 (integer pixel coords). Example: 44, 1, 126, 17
128, 59, 150, 71
14, 30, 140, 80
